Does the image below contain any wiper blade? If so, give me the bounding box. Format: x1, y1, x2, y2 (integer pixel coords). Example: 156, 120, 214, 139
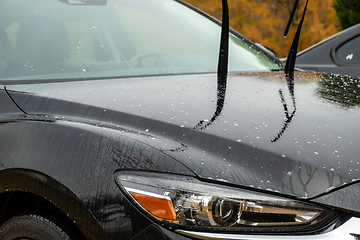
217, 0, 229, 86
272, 0, 309, 142
194, 0, 229, 130
283, 0, 300, 38
284, 0, 309, 81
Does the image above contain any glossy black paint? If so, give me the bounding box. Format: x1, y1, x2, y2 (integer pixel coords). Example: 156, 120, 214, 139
295, 23, 360, 78
1, 70, 360, 238
0, 89, 22, 114
1, 0, 360, 238
2, 71, 360, 195
130, 224, 193, 240
313, 181, 360, 215
0, 102, 194, 239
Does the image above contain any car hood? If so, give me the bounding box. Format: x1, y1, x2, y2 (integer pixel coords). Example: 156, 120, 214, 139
4, 71, 360, 199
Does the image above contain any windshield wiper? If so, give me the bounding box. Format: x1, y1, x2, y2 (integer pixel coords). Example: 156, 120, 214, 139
283, 0, 299, 38
194, 0, 229, 130
284, 0, 309, 81
217, 0, 229, 87
272, 0, 309, 142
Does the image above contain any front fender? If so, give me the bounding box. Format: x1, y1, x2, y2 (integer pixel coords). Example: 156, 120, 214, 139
0, 168, 107, 240
0, 117, 194, 239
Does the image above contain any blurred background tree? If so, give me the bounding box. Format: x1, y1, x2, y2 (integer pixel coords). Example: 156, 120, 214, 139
183, 0, 340, 58
333, 0, 360, 30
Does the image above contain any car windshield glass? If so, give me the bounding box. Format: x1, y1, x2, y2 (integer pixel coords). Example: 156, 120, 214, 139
0, 0, 281, 81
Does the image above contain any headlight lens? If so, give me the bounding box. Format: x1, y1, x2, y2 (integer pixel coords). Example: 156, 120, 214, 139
115, 171, 338, 234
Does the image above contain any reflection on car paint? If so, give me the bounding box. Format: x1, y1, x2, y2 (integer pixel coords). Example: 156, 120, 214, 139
4, 71, 360, 201
317, 74, 360, 108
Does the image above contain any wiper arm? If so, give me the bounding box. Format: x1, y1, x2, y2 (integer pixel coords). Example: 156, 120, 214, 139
283, 0, 300, 38
194, 0, 229, 130
272, 0, 309, 142
284, 0, 309, 81
217, 0, 229, 87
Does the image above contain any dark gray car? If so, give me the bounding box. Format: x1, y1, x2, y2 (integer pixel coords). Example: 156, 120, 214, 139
1, 0, 360, 239
295, 23, 360, 78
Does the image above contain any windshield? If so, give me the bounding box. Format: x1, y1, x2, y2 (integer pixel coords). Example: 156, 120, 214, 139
0, 0, 281, 81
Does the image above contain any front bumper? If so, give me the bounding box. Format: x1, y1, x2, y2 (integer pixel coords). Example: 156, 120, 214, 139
131, 217, 360, 240
175, 217, 360, 240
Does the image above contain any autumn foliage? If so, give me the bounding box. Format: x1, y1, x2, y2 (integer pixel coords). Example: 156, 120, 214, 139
334, 0, 360, 30
183, 0, 340, 58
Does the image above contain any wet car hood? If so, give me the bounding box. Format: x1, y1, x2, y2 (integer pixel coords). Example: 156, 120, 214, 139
4, 71, 360, 199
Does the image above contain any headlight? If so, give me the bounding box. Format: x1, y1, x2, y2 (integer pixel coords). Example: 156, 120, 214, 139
115, 171, 338, 234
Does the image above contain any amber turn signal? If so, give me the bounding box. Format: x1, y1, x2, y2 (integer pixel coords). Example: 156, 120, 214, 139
128, 188, 178, 221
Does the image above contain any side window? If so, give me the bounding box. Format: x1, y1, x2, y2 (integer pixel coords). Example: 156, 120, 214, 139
336, 35, 360, 63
